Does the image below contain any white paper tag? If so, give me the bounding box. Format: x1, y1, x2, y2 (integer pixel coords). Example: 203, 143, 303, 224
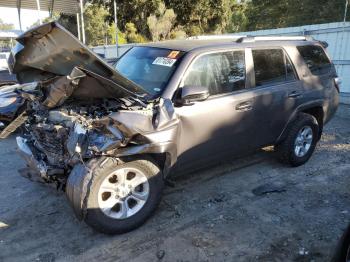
152, 57, 177, 67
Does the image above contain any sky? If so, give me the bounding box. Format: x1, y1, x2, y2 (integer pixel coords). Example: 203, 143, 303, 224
0, 7, 49, 31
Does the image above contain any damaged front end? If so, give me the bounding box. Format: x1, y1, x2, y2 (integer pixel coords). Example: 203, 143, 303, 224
13, 69, 178, 188
3, 22, 179, 190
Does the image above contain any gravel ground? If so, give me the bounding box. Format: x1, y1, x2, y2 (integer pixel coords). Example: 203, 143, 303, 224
0, 104, 350, 262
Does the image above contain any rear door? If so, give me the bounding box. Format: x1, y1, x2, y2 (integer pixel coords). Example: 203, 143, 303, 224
247, 47, 303, 147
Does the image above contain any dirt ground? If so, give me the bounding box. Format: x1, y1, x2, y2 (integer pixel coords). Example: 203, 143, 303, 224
0, 104, 350, 262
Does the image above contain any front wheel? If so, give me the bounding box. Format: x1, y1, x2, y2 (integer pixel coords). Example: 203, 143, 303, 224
75, 157, 164, 234
276, 113, 319, 167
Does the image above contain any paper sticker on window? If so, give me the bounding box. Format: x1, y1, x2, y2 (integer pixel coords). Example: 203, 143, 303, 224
167, 51, 180, 59
152, 57, 177, 67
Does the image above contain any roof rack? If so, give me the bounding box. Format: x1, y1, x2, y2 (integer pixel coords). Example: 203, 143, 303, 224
187, 35, 247, 40
236, 35, 314, 43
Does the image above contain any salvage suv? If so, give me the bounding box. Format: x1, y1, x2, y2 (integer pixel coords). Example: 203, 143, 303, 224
1, 22, 339, 234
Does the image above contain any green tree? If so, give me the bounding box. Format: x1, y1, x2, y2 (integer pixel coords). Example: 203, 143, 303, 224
147, 3, 177, 41
228, 0, 248, 32
84, 4, 110, 46
92, 0, 162, 38
165, 0, 233, 35
0, 18, 15, 30
83, 4, 127, 46
125, 22, 147, 43
245, 0, 350, 31
107, 24, 127, 44
90, 0, 350, 41
0, 19, 15, 49
169, 26, 187, 39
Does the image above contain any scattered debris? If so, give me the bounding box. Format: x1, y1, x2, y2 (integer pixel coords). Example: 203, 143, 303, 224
298, 247, 309, 256
36, 253, 55, 262
252, 183, 287, 196
213, 193, 226, 203
156, 250, 165, 260
208, 193, 227, 204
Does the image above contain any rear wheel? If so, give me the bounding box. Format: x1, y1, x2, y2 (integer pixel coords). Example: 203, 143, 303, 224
276, 113, 319, 167
83, 158, 164, 234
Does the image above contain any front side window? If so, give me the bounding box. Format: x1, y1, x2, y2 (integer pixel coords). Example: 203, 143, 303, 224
297, 45, 332, 76
252, 49, 297, 87
182, 50, 246, 96
115, 47, 185, 97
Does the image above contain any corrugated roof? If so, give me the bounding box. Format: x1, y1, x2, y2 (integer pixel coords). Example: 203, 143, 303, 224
0, 0, 79, 15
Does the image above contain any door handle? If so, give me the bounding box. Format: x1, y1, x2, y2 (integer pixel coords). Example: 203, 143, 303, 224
288, 91, 303, 98
236, 101, 253, 111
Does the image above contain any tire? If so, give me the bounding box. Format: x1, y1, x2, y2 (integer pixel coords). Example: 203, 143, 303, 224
276, 113, 319, 167
83, 157, 164, 234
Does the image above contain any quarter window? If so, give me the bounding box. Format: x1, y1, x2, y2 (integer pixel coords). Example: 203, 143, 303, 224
297, 45, 332, 75
182, 50, 246, 96
252, 49, 297, 87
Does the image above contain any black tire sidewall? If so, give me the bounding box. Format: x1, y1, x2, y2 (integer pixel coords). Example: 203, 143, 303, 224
286, 115, 319, 166
85, 158, 164, 234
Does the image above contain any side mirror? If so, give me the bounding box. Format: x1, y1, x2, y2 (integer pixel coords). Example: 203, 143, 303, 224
180, 85, 210, 105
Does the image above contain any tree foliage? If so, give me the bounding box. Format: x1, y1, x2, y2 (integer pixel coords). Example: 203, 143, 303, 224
46, 0, 350, 45
165, 0, 233, 34
0, 19, 15, 49
147, 3, 177, 41
245, 0, 350, 30
0, 18, 15, 30
124, 22, 147, 43
84, 4, 110, 46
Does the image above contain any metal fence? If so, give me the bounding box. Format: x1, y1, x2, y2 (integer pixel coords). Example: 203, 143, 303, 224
91, 44, 134, 59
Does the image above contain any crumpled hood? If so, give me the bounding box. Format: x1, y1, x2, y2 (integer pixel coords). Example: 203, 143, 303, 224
8, 22, 147, 98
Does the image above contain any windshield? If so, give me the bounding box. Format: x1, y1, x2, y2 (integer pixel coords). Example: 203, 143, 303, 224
115, 47, 185, 97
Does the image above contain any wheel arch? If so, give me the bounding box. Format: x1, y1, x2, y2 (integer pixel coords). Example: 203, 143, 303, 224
276, 100, 325, 144
301, 106, 324, 140
118, 152, 173, 178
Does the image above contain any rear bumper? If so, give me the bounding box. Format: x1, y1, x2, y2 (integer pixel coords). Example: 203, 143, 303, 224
16, 136, 48, 179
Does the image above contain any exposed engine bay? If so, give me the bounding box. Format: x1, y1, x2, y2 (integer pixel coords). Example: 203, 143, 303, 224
0, 22, 179, 193
6, 66, 177, 190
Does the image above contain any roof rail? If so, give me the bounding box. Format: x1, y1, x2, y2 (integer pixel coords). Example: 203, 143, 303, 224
187, 35, 247, 40
236, 35, 314, 43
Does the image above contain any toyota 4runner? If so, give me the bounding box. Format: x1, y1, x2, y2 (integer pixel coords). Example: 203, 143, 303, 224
1, 22, 339, 234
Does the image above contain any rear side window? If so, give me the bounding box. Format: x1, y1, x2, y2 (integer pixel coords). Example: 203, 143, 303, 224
252, 49, 297, 87
297, 45, 331, 75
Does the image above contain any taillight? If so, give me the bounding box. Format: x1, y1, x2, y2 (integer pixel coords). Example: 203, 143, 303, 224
334, 78, 341, 93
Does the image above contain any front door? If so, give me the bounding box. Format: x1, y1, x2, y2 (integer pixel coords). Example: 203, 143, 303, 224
173, 49, 259, 169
